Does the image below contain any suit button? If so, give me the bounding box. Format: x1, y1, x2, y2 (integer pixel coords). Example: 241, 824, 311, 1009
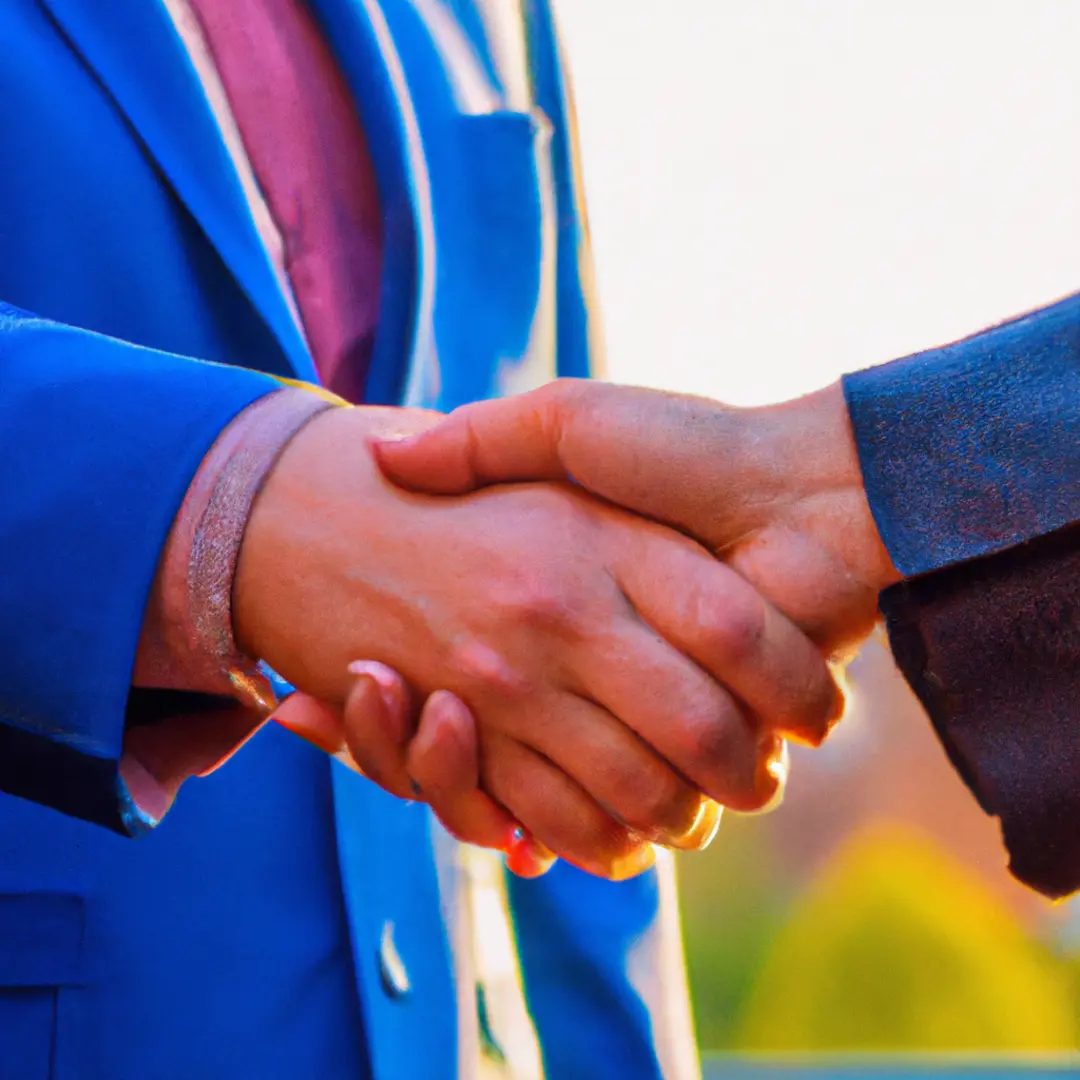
378, 921, 411, 999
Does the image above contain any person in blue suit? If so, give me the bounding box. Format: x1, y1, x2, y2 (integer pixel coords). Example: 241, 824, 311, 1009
0, 2, 842, 1078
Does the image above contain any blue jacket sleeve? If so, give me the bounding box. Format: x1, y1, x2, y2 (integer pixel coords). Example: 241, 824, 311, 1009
843, 294, 1080, 898
0, 303, 278, 835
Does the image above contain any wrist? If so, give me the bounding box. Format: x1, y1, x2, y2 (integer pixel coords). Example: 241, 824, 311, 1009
231, 399, 350, 665
758, 380, 902, 594
136, 388, 335, 707
232, 403, 445, 688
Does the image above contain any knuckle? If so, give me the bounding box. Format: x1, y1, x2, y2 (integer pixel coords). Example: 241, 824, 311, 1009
537, 376, 590, 413
780, 664, 847, 748
508, 579, 580, 632
697, 585, 767, 669
496, 564, 596, 644
680, 694, 743, 765
624, 769, 700, 838
573, 812, 641, 875
676, 704, 763, 808
448, 640, 535, 700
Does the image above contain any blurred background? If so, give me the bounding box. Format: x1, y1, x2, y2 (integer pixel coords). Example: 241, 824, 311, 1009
557, 0, 1080, 1060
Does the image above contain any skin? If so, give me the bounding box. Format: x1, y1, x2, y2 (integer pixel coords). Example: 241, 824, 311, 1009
235, 404, 841, 879
274, 669, 564, 876
373, 379, 902, 654
306, 379, 903, 875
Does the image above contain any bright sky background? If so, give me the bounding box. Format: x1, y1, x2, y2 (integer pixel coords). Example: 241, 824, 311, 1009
558, 0, 1080, 405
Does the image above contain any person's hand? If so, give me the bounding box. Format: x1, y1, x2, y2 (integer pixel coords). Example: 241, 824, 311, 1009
234, 404, 842, 878
373, 380, 903, 658
273, 667, 722, 879
272, 669, 563, 878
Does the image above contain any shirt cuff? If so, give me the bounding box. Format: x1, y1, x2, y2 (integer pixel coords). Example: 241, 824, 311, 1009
843, 292, 1080, 578
124, 385, 341, 823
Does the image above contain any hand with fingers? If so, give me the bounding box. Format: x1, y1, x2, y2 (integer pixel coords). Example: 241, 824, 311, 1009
239, 402, 842, 881
274, 669, 563, 877
300, 377, 904, 875
373, 378, 901, 657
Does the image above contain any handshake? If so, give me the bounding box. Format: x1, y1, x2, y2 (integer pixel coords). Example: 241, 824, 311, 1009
237, 378, 901, 879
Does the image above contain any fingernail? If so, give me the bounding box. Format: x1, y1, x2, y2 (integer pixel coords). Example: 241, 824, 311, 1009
827, 669, 850, 732
666, 799, 723, 852
749, 738, 789, 816
409, 777, 423, 797
607, 843, 657, 881
693, 801, 723, 851
347, 660, 400, 712
504, 828, 557, 878
347, 660, 396, 688
506, 847, 554, 878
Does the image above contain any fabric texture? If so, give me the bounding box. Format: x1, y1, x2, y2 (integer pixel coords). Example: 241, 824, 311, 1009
133, 386, 332, 701
186, 0, 384, 404
881, 524, 1080, 899
844, 292, 1080, 578
846, 296, 1080, 899
0, 0, 682, 1076
0, 303, 279, 834
121, 0, 379, 820
128, 386, 337, 823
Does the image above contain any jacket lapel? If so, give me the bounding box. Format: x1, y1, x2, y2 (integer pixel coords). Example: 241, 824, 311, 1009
312, 0, 559, 415
39, 0, 317, 382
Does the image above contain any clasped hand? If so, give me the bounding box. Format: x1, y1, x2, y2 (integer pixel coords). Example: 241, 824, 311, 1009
239, 382, 897, 879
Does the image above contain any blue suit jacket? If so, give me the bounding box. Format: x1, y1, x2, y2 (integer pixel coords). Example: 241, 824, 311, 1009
0, 3, 681, 1078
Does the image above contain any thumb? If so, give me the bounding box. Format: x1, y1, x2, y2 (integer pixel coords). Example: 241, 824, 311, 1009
372, 382, 583, 494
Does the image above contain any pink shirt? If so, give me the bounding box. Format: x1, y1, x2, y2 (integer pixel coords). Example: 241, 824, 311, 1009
186, 0, 384, 403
